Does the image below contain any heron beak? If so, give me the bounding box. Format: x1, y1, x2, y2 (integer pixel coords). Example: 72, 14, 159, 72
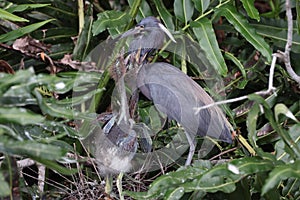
158, 23, 176, 43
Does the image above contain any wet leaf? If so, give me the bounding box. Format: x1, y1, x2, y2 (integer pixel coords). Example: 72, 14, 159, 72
0, 107, 44, 125
262, 161, 300, 195
0, 137, 66, 160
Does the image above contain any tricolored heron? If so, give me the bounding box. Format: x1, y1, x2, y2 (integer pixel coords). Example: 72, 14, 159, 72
95, 16, 232, 176
122, 16, 232, 166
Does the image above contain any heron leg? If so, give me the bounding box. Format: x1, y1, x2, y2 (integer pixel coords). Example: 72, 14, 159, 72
185, 132, 196, 166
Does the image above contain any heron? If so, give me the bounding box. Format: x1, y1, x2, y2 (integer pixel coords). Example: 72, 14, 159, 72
93, 16, 232, 179
121, 16, 233, 166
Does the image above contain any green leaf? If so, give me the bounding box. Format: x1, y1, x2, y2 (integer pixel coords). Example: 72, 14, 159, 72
0, 107, 44, 125
165, 187, 185, 200
92, 10, 130, 36
32, 89, 76, 120
0, 19, 54, 43
73, 5, 92, 61
217, 5, 271, 62
184, 164, 237, 193
0, 7, 28, 22
6, 3, 50, 13
128, 0, 152, 22
174, 0, 194, 24
126, 0, 142, 18
192, 0, 209, 14
296, 0, 300, 34
34, 158, 77, 175
0, 172, 10, 197
240, 0, 260, 21
229, 157, 274, 174
274, 103, 299, 122
0, 139, 66, 160
262, 161, 300, 195
246, 103, 259, 148
275, 124, 300, 162
224, 51, 246, 78
248, 94, 300, 158
153, 0, 175, 30
251, 18, 300, 53
192, 17, 228, 76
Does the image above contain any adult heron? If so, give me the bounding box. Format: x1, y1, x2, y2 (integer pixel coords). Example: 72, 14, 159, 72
122, 16, 233, 166
95, 16, 232, 174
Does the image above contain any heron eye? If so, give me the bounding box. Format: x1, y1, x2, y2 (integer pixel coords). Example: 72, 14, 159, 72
139, 24, 144, 28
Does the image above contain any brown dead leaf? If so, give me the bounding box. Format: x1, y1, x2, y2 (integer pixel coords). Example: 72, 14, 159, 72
60, 54, 100, 72
12, 36, 51, 54
0, 60, 15, 74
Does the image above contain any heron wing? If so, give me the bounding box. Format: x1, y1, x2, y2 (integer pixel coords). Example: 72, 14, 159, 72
137, 62, 232, 143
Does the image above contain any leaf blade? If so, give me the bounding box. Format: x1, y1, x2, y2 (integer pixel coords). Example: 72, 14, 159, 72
217, 5, 271, 62
192, 18, 228, 76
240, 0, 260, 21
0, 19, 54, 43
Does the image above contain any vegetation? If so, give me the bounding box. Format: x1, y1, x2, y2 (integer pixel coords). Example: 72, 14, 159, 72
0, 0, 300, 199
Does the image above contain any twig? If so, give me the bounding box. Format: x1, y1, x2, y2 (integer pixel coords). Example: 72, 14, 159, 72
279, 0, 300, 85
37, 164, 46, 194
194, 54, 278, 113
209, 147, 238, 161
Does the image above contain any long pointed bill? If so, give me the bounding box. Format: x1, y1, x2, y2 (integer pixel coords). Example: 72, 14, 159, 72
158, 23, 176, 43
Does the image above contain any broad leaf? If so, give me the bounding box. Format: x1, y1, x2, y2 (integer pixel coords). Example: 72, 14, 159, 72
153, 0, 175, 30
274, 103, 299, 122
92, 10, 130, 36
252, 18, 300, 53
0, 138, 66, 160
192, 17, 228, 76
224, 51, 246, 78
240, 0, 260, 21
128, 0, 152, 22
174, 0, 194, 24
165, 187, 185, 200
217, 5, 272, 62
192, 0, 209, 14
0, 107, 44, 125
262, 161, 300, 195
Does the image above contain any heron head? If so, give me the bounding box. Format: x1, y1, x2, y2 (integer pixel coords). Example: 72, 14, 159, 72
122, 16, 176, 43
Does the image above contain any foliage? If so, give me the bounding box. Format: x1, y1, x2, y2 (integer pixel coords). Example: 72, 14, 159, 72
0, 0, 300, 199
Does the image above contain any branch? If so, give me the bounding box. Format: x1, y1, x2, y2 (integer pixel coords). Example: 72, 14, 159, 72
280, 0, 300, 85
194, 54, 278, 113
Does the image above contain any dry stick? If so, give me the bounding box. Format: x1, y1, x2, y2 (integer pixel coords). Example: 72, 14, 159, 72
194, 54, 278, 114
37, 164, 46, 194
281, 0, 300, 85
